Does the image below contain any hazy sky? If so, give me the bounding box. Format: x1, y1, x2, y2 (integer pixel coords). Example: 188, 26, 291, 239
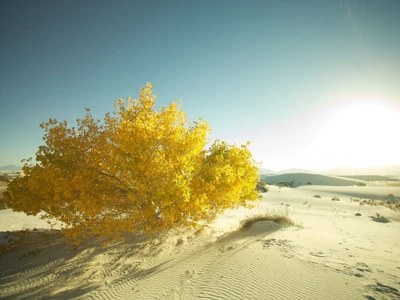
1, 0, 400, 171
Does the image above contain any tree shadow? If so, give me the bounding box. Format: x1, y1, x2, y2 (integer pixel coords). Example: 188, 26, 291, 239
0, 229, 170, 299
0, 221, 284, 299
216, 220, 282, 244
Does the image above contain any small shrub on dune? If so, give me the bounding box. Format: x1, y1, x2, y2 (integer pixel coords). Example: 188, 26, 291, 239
276, 181, 294, 188
313, 194, 321, 198
392, 203, 400, 211
360, 199, 376, 206
358, 198, 400, 211
331, 196, 340, 201
240, 208, 296, 230
372, 213, 390, 223
256, 182, 268, 193
385, 201, 400, 211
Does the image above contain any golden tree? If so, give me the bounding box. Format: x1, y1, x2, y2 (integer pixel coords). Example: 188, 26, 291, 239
4, 83, 260, 245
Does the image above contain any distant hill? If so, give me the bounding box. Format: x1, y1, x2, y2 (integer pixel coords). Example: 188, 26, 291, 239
259, 168, 275, 175
323, 165, 400, 176
0, 165, 22, 170
259, 168, 319, 175
260, 173, 361, 187
276, 168, 318, 175
342, 175, 399, 182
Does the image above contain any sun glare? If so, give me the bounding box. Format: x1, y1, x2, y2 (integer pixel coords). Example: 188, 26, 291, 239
316, 99, 400, 169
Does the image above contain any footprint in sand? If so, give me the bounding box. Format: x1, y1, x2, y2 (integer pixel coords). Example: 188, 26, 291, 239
365, 282, 400, 298
309, 251, 326, 257
356, 262, 372, 273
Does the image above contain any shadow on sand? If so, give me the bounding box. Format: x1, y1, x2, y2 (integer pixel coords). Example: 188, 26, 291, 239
0, 228, 169, 299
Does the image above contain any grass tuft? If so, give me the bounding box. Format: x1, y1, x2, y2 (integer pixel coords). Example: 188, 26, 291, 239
371, 213, 391, 223
359, 199, 400, 211
239, 208, 298, 230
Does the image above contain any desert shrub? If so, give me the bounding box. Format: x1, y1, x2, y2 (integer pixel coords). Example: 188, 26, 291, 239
372, 213, 390, 223
276, 181, 294, 187
356, 182, 366, 186
388, 193, 394, 197
331, 196, 340, 201
4, 83, 260, 245
362, 199, 400, 211
313, 194, 321, 198
256, 182, 268, 193
391, 202, 400, 211
240, 209, 295, 230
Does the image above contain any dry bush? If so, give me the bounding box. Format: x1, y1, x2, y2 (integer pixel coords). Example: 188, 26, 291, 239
390, 202, 400, 211
371, 213, 390, 223
359, 198, 400, 211
240, 208, 297, 230
256, 182, 268, 193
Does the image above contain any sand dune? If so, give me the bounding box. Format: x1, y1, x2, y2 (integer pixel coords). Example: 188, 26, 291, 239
342, 175, 399, 182
1, 175, 400, 299
261, 173, 363, 186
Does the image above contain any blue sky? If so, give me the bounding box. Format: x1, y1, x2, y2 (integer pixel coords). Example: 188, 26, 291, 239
1, 0, 400, 171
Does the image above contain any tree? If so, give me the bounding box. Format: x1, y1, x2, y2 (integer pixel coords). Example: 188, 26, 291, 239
4, 83, 260, 245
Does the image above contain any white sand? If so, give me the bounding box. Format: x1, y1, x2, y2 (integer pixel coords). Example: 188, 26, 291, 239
1, 174, 400, 299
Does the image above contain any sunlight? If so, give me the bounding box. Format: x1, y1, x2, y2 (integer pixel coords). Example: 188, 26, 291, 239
316, 99, 400, 169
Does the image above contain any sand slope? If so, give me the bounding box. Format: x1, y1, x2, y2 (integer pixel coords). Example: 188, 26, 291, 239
1, 176, 400, 299
261, 173, 364, 186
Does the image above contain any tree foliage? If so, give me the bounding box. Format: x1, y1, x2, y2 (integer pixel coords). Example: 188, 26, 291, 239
4, 83, 260, 245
